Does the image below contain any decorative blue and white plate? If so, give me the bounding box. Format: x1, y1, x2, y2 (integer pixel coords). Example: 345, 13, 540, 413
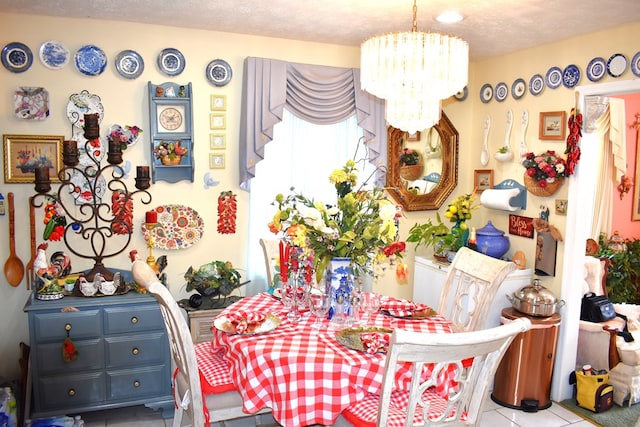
74, 45, 107, 76
562, 64, 581, 88
529, 74, 544, 96
586, 57, 606, 82
115, 49, 144, 79
2, 42, 33, 73
157, 48, 185, 76
205, 59, 232, 87
39, 40, 70, 70
454, 86, 468, 101
494, 82, 508, 102
545, 66, 563, 89
607, 53, 627, 78
511, 78, 526, 100
480, 83, 493, 103
631, 51, 640, 78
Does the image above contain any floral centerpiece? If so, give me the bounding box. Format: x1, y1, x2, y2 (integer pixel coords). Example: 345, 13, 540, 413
153, 141, 188, 165
269, 159, 405, 281
184, 260, 245, 298
521, 150, 567, 196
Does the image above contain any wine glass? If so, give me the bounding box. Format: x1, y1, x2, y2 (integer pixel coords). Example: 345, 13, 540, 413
361, 292, 381, 324
282, 281, 301, 322
309, 292, 330, 329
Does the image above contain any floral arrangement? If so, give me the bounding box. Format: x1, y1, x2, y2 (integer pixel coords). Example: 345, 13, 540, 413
184, 260, 244, 296
269, 159, 404, 280
399, 148, 420, 166
153, 140, 188, 160
521, 150, 567, 188
443, 193, 478, 224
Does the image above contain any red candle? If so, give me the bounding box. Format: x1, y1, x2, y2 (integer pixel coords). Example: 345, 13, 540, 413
145, 210, 157, 224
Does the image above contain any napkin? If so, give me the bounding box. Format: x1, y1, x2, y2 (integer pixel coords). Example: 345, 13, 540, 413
226, 311, 266, 334
380, 296, 430, 317
360, 332, 391, 354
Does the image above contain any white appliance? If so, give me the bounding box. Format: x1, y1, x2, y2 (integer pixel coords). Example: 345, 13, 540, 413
413, 256, 532, 328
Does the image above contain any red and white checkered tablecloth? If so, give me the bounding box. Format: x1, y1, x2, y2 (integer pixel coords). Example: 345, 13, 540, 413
204, 293, 454, 427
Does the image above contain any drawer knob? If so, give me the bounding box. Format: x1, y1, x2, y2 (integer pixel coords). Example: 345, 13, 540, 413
130, 316, 138, 324
68, 388, 76, 397
64, 323, 72, 331
132, 348, 139, 355
133, 380, 140, 388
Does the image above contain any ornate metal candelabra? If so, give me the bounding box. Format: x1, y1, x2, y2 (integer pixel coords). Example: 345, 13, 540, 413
32, 113, 152, 280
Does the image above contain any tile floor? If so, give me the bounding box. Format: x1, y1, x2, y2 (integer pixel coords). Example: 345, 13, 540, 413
58, 398, 599, 427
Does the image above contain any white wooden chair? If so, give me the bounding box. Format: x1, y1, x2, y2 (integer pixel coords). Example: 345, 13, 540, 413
438, 247, 517, 332
260, 238, 280, 287
132, 260, 270, 426
336, 317, 531, 427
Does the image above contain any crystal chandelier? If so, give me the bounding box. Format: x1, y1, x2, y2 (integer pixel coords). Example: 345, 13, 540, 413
360, 0, 468, 134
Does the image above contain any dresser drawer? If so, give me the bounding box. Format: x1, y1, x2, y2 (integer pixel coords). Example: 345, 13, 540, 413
105, 332, 168, 367
107, 365, 170, 400
37, 339, 103, 374
104, 304, 164, 334
33, 310, 101, 342
36, 371, 105, 411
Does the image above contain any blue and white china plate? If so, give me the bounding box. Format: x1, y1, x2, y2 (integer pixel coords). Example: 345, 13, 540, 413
2, 42, 33, 73
454, 86, 468, 101
14, 87, 49, 120
480, 83, 493, 103
562, 64, 581, 88
206, 59, 232, 87
607, 53, 627, 78
631, 51, 640, 78
511, 78, 526, 100
157, 48, 185, 76
494, 82, 508, 102
545, 66, 563, 89
66, 90, 104, 127
39, 40, 69, 70
529, 74, 544, 96
586, 57, 606, 82
115, 49, 144, 79
74, 45, 107, 76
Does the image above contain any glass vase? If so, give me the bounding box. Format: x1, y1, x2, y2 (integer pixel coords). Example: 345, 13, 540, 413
452, 220, 469, 250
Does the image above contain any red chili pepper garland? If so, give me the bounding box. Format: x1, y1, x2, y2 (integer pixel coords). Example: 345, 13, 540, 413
564, 108, 583, 176
217, 191, 237, 234
111, 189, 134, 235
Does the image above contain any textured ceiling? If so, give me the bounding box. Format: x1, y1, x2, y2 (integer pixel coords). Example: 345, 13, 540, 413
1, 0, 639, 60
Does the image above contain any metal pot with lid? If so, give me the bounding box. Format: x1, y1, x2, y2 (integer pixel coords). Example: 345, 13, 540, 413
507, 278, 565, 317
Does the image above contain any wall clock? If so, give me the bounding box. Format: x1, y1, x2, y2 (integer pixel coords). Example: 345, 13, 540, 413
148, 81, 194, 183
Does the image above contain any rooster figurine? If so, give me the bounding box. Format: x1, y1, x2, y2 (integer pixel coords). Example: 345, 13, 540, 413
33, 242, 49, 276
130, 250, 168, 285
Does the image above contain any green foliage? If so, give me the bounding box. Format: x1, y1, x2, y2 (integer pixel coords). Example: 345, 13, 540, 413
596, 236, 640, 304
406, 213, 459, 254
184, 260, 243, 297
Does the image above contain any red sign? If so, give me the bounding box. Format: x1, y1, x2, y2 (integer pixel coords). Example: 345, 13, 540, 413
509, 215, 534, 239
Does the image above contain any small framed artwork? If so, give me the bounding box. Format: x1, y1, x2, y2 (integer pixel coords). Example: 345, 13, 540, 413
539, 111, 566, 140
209, 153, 225, 169
211, 94, 227, 111
210, 113, 226, 130
210, 133, 226, 149
473, 169, 494, 193
405, 131, 421, 142
555, 199, 568, 215
3, 134, 64, 183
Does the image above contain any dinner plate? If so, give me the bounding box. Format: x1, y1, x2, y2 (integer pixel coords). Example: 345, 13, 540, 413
69, 169, 107, 205
562, 64, 581, 88
2, 42, 33, 73
381, 307, 438, 319
479, 83, 493, 103
115, 49, 144, 79
206, 59, 233, 87
214, 313, 281, 335
14, 87, 49, 120
607, 53, 628, 77
335, 326, 392, 353
631, 51, 640, 78
74, 44, 107, 76
494, 82, 508, 102
66, 90, 104, 127
529, 74, 544, 96
157, 48, 185, 76
39, 40, 70, 70
141, 204, 205, 250
545, 66, 563, 89
511, 78, 526, 100
586, 57, 607, 82
453, 86, 468, 101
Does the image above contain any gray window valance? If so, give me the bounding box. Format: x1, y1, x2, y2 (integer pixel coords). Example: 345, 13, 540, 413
239, 57, 387, 190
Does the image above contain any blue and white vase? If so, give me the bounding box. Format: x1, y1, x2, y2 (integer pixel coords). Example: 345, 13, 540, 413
323, 257, 354, 320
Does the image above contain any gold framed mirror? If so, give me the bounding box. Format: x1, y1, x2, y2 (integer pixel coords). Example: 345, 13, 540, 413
385, 111, 459, 211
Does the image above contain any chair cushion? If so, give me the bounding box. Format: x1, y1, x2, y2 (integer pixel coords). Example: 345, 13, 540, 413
194, 342, 236, 394
341, 389, 462, 427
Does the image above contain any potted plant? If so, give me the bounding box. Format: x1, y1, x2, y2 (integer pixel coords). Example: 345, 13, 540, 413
399, 148, 423, 180
407, 213, 458, 261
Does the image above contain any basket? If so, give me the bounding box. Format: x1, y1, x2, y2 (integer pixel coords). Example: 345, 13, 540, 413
399, 163, 423, 181
161, 155, 183, 166
523, 173, 563, 197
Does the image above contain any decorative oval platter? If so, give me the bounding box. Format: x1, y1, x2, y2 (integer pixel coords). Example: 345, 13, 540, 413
141, 204, 204, 250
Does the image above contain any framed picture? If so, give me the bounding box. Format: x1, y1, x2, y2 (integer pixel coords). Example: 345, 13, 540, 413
210, 113, 226, 130
211, 94, 227, 111
3, 134, 64, 183
473, 169, 494, 193
539, 111, 566, 140
405, 131, 420, 142
210, 133, 226, 149
555, 199, 568, 216
209, 153, 225, 169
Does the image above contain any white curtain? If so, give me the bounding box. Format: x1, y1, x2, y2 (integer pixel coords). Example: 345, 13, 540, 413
245, 109, 371, 295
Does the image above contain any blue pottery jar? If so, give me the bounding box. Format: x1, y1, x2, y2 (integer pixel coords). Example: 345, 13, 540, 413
476, 221, 510, 259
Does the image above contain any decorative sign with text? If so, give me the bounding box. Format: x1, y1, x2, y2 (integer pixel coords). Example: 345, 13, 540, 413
509, 214, 534, 238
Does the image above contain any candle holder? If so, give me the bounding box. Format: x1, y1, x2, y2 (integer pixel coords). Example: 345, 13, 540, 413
145, 222, 157, 267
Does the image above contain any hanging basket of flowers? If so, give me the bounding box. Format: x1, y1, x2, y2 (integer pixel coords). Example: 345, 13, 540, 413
521, 150, 566, 197
399, 148, 423, 181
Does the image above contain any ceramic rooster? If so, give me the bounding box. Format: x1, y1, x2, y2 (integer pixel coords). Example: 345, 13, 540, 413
33, 242, 49, 276
130, 250, 163, 286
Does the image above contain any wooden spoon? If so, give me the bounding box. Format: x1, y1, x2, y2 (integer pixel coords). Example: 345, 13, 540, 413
4, 192, 25, 286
